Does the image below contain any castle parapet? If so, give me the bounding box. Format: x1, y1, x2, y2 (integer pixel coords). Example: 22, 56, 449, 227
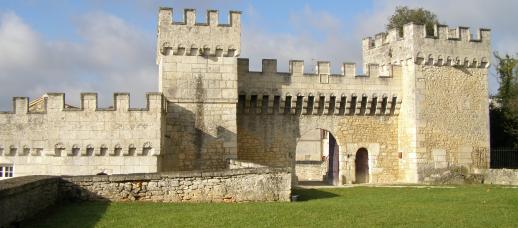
237, 58, 401, 115
0, 92, 164, 161
362, 23, 491, 67
237, 58, 397, 78
2, 93, 164, 114
157, 8, 241, 58
237, 93, 401, 116
363, 24, 490, 49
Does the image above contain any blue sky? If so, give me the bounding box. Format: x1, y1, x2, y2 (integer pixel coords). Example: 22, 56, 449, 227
1, 0, 517, 109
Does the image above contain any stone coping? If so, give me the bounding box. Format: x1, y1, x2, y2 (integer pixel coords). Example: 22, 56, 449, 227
0, 175, 59, 197
61, 167, 291, 182
295, 160, 324, 165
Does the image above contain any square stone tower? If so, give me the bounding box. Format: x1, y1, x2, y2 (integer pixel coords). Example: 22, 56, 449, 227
156, 8, 241, 171
363, 24, 491, 182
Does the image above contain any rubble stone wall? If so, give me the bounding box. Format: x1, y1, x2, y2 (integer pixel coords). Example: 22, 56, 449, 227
60, 168, 291, 203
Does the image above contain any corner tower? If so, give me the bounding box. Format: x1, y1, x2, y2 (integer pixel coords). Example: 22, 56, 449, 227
156, 8, 241, 171
363, 24, 491, 182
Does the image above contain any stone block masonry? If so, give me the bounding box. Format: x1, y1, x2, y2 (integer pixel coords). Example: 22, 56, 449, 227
0, 6, 494, 186
0, 93, 165, 176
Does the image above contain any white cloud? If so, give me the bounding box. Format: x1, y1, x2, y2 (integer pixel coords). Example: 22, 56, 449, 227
0, 11, 157, 110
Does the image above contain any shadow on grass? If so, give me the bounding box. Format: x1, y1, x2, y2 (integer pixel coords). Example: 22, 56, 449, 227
20, 178, 114, 228
21, 201, 110, 228
292, 188, 339, 201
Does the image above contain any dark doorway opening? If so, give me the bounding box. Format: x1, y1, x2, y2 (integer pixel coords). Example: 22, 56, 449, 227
327, 133, 340, 185
355, 148, 369, 183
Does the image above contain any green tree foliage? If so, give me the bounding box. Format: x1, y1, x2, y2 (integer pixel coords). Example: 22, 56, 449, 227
491, 53, 518, 147
387, 6, 439, 36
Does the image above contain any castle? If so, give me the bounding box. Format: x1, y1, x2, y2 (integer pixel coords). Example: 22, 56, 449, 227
0, 8, 491, 184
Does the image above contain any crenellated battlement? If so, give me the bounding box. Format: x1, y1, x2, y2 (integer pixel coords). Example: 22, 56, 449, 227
363, 24, 490, 49
0, 92, 164, 114
237, 58, 402, 116
237, 58, 397, 78
157, 8, 241, 59
0, 92, 164, 162
362, 23, 491, 68
158, 8, 241, 27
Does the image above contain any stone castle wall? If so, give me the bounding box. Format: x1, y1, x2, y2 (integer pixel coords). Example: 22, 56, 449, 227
0, 7, 493, 185
0, 93, 164, 176
363, 23, 491, 182
416, 65, 490, 181
157, 9, 240, 172
235, 57, 403, 184
237, 114, 400, 184
295, 161, 327, 181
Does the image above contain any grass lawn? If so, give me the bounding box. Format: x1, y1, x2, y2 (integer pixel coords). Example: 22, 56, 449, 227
25, 185, 518, 227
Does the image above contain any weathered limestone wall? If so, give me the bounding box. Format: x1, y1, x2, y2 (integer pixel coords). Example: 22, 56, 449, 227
60, 168, 291, 202
0, 176, 60, 227
237, 59, 402, 111
362, 23, 491, 183
158, 55, 238, 171
395, 63, 419, 182
362, 24, 490, 68
416, 66, 490, 181
236, 54, 403, 184
483, 169, 518, 185
162, 103, 237, 171
237, 114, 400, 184
156, 8, 241, 63
295, 161, 327, 181
336, 116, 400, 183
157, 8, 240, 172
0, 93, 164, 176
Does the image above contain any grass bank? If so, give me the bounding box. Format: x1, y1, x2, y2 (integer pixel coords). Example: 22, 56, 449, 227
25, 185, 518, 227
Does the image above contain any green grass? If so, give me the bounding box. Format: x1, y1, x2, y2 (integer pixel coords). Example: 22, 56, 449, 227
25, 186, 518, 227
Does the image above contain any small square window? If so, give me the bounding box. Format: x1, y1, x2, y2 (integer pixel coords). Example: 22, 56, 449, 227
0, 164, 13, 178
6, 166, 13, 177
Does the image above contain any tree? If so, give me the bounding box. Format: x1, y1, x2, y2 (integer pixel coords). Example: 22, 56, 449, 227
387, 6, 439, 36
495, 53, 518, 108
491, 53, 518, 147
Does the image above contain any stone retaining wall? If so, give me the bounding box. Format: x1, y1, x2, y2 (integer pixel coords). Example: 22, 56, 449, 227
483, 169, 518, 185
0, 176, 60, 227
0, 167, 291, 226
61, 168, 291, 202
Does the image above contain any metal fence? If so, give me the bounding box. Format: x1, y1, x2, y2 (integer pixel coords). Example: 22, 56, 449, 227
491, 148, 518, 169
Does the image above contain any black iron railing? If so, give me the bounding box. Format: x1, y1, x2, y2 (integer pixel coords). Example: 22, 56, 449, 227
490, 148, 518, 168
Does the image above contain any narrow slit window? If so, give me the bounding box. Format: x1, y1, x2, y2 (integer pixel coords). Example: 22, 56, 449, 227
238, 95, 246, 114
296, 96, 303, 115
262, 95, 269, 114
328, 96, 336, 115
250, 95, 258, 114
273, 96, 281, 114
307, 96, 314, 114
284, 96, 292, 114
349, 96, 357, 115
